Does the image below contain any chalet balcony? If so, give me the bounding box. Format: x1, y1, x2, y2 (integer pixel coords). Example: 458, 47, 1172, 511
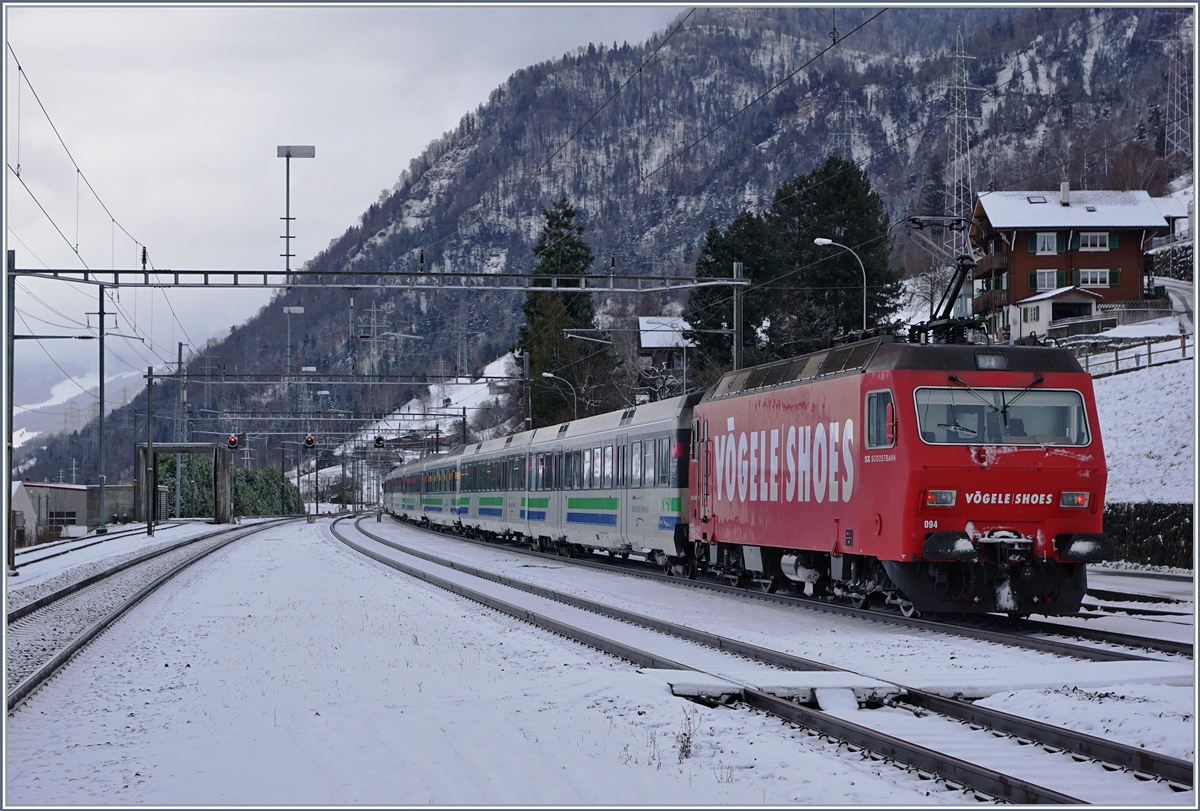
972, 253, 1009, 279
973, 287, 1010, 315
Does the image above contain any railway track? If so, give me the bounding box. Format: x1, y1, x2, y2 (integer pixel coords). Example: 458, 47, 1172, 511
390, 514, 1190, 662
12, 523, 183, 568
335, 516, 1193, 803
6, 518, 298, 712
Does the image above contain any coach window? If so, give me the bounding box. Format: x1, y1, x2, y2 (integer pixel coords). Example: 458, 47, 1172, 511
630, 441, 643, 487
591, 446, 601, 488
582, 448, 592, 490
643, 439, 656, 487
603, 445, 614, 488
866, 390, 896, 448
657, 437, 670, 486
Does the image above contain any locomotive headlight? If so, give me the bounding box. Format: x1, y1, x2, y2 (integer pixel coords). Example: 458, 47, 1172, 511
925, 489, 957, 507
1060, 491, 1090, 508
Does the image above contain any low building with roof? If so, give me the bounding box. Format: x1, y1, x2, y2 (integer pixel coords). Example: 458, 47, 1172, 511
969, 183, 1174, 338
1010, 286, 1105, 341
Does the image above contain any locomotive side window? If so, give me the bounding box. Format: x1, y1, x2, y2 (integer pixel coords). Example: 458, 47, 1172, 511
915, 387, 1090, 446
866, 391, 896, 448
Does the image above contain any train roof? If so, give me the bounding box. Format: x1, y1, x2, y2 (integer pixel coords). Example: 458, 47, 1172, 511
457, 391, 703, 460
702, 337, 1084, 403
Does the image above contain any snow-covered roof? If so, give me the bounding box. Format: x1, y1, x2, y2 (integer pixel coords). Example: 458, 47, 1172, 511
21, 481, 89, 491
638, 316, 693, 349
976, 190, 1169, 230
1152, 196, 1190, 220
1014, 285, 1104, 305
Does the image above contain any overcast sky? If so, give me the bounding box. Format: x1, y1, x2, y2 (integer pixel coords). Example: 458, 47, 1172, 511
4, 3, 684, 412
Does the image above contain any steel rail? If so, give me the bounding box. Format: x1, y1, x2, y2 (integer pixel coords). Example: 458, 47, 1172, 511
356, 517, 1193, 789
333, 518, 1084, 803
12, 523, 182, 567
6, 518, 300, 711
390, 514, 1172, 662
7, 518, 295, 624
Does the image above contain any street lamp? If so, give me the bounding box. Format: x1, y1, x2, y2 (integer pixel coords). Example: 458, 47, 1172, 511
814, 238, 868, 332
541, 372, 577, 421
277, 145, 315, 280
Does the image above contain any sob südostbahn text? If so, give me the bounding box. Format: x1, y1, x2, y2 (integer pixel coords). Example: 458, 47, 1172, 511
383, 336, 1111, 616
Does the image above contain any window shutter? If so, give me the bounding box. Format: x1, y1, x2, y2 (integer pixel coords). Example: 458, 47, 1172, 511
1056, 233, 1067, 252
1027, 270, 1038, 289
1071, 233, 1080, 249
1027, 233, 1038, 253
1110, 268, 1121, 285
1056, 270, 1066, 288
1108, 232, 1119, 248
1072, 269, 1081, 285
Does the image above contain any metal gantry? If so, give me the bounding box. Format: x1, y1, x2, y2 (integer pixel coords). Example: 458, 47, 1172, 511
5, 254, 749, 573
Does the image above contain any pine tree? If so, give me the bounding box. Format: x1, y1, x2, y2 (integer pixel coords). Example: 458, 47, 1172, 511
686, 212, 780, 384
518, 198, 616, 428
765, 155, 900, 347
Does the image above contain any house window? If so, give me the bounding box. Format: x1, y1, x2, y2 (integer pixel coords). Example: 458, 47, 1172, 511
1022, 305, 1040, 323
1079, 232, 1108, 251
1079, 269, 1110, 287
1035, 270, 1057, 290
1036, 232, 1057, 254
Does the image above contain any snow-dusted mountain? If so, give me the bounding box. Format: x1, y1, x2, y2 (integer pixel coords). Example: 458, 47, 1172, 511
20, 6, 1193, 484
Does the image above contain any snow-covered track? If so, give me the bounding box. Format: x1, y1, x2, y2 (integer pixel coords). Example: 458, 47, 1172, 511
394, 515, 1178, 663
6, 518, 298, 711
357, 518, 1193, 791
337, 517, 1190, 803
12, 523, 182, 567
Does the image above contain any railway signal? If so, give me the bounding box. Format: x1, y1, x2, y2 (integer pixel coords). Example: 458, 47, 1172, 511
304, 435, 315, 448
227, 435, 239, 449
374, 436, 385, 448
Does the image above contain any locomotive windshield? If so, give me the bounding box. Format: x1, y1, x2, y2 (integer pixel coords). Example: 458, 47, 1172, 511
914, 387, 1090, 446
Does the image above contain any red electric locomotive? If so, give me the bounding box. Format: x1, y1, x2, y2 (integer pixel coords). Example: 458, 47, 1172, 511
682, 335, 1110, 616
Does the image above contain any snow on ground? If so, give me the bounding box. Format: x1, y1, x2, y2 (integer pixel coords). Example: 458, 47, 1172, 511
977, 683, 1194, 762
1092, 359, 1194, 504
1099, 316, 1188, 339
5, 522, 969, 806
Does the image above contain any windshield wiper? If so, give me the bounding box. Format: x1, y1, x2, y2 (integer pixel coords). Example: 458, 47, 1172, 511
948, 374, 1000, 411
937, 420, 977, 437
1000, 375, 1044, 421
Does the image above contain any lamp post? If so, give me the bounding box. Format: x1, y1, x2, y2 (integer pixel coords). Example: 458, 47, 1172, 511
814, 238, 868, 332
277, 145, 315, 281
540, 372, 577, 421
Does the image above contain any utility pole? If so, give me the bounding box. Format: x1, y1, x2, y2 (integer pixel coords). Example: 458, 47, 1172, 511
523, 352, 531, 431
732, 262, 743, 371
146, 367, 155, 536
176, 342, 183, 519
97, 286, 108, 534
6, 251, 17, 576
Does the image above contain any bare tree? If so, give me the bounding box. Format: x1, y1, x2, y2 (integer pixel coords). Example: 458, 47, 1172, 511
1108, 143, 1170, 195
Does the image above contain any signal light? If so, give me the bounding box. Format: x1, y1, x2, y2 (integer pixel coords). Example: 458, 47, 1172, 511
227, 435, 239, 449
1060, 491, 1090, 508
925, 489, 956, 507
374, 436, 385, 448
304, 435, 315, 448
